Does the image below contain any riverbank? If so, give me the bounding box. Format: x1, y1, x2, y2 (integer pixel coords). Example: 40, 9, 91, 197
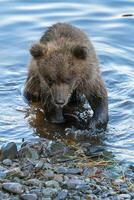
0, 139, 134, 200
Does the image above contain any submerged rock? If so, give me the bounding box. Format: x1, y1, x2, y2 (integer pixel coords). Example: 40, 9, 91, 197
0, 142, 17, 160
2, 182, 24, 194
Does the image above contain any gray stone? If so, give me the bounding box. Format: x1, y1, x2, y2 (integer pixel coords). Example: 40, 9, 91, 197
0, 191, 9, 199
20, 193, 38, 200
0, 142, 17, 160
18, 146, 39, 161
53, 174, 63, 183
43, 188, 58, 198
0, 171, 6, 179
26, 179, 42, 187
7, 197, 20, 200
30, 188, 42, 196
43, 170, 54, 180
118, 194, 131, 199
43, 163, 52, 170
88, 194, 97, 200
56, 167, 82, 175
63, 179, 86, 190
5, 167, 24, 178
2, 159, 12, 166
54, 189, 68, 200
2, 182, 24, 194
45, 180, 60, 188
35, 160, 44, 171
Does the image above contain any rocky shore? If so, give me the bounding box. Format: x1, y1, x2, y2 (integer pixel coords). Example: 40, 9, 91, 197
0, 139, 134, 200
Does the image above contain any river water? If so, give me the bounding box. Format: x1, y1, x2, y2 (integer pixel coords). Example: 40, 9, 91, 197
0, 0, 134, 163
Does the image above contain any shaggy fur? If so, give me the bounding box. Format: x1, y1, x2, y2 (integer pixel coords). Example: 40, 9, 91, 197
24, 23, 108, 129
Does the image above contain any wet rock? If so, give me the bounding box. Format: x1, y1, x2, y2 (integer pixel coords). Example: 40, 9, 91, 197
18, 146, 39, 161
63, 179, 86, 190
43, 162, 52, 170
5, 167, 24, 178
30, 188, 42, 197
0, 191, 9, 199
88, 194, 97, 200
42, 188, 58, 198
54, 189, 68, 200
26, 179, 42, 187
53, 174, 63, 183
43, 170, 54, 180
2, 182, 24, 194
0, 170, 6, 179
45, 180, 60, 188
56, 167, 82, 175
0, 142, 17, 160
7, 197, 20, 200
34, 160, 44, 171
118, 194, 131, 199
2, 159, 12, 166
20, 193, 38, 200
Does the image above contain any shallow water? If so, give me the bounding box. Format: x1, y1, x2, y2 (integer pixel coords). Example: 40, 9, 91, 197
0, 0, 134, 163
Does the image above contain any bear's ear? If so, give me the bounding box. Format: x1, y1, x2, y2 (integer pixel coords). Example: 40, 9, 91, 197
72, 45, 88, 59
30, 43, 44, 58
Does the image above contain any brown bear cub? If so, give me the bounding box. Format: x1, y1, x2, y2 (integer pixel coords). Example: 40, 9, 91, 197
24, 23, 108, 130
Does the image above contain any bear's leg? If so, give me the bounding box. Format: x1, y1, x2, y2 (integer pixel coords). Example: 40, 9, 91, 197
84, 79, 109, 130
24, 75, 41, 102
89, 96, 108, 130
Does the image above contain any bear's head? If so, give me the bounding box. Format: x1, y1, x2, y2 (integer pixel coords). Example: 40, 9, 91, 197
30, 42, 88, 107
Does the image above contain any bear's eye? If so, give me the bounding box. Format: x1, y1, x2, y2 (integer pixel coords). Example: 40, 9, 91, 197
65, 78, 72, 84
47, 77, 54, 86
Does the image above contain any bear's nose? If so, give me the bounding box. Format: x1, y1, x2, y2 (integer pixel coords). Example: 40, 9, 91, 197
55, 99, 65, 105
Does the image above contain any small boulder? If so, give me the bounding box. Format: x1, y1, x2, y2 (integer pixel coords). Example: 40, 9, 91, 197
0, 142, 17, 160
2, 182, 24, 194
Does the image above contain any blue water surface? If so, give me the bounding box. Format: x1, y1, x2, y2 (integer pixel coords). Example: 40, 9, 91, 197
0, 0, 134, 163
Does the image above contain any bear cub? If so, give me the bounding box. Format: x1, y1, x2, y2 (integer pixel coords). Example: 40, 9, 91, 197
24, 23, 109, 130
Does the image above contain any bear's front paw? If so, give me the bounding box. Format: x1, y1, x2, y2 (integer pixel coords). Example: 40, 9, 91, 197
90, 113, 108, 131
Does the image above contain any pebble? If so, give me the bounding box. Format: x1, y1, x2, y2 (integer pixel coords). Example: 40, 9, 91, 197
54, 189, 68, 200
0, 171, 6, 179
34, 160, 44, 171
18, 146, 39, 161
0, 191, 9, 199
26, 179, 42, 187
53, 174, 63, 183
2, 182, 24, 194
42, 188, 58, 198
63, 179, 86, 190
0, 142, 17, 160
118, 194, 131, 199
2, 159, 12, 166
88, 194, 97, 200
43, 170, 54, 180
5, 167, 24, 178
45, 180, 60, 188
20, 193, 38, 200
56, 167, 82, 174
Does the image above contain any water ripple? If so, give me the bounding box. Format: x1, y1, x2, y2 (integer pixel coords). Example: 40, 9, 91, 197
0, 0, 134, 163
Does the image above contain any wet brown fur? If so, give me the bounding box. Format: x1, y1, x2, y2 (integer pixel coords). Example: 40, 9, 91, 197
24, 23, 108, 129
